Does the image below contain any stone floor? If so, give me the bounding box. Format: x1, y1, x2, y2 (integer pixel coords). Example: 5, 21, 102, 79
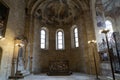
18, 73, 120, 80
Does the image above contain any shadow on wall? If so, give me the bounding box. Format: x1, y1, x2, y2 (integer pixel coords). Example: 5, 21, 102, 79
0, 1, 9, 38
0, 47, 2, 68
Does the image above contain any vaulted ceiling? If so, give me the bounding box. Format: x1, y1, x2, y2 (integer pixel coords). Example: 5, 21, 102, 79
26, 0, 90, 25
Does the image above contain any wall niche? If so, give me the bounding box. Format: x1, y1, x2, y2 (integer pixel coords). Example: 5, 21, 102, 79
0, 1, 9, 38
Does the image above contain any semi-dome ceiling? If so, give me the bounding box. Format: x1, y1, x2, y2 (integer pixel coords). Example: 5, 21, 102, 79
27, 0, 90, 25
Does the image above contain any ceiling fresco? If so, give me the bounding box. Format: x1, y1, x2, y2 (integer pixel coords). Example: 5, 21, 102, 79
27, 0, 90, 25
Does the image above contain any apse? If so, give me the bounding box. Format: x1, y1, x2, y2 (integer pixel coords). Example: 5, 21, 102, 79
33, 0, 89, 25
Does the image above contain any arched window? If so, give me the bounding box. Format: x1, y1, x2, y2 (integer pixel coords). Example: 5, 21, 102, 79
56, 29, 64, 50
105, 20, 113, 37
40, 27, 48, 49
74, 27, 79, 47
71, 25, 79, 48
40, 29, 45, 49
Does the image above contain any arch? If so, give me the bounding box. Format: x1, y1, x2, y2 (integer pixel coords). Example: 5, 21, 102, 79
0, 0, 9, 8
56, 29, 65, 50
29, 0, 85, 15
28, 0, 84, 25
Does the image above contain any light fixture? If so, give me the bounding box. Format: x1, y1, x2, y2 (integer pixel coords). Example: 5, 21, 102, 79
100, 29, 115, 80
88, 40, 97, 44
88, 40, 99, 80
101, 29, 109, 34
0, 35, 5, 40
0, 35, 3, 39
15, 40, 24, 47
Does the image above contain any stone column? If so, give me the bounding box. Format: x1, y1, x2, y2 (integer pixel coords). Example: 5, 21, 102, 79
83, 8, 100, 75
28, 15, 34, 73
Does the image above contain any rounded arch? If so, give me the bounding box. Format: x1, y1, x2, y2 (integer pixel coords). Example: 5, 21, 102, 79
0, 0, 9, 8
71, 25, 78, 31
28, 0, 89, 25
41, 27, 48, 31
56, 28, 64, 33
29, 0, 85, 15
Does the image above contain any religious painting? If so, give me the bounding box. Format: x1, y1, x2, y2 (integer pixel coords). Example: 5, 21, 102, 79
98, 39, 109, 62
0, 1, 9, 38
96, 10, 105, 27
112, 32, 120, 72
99, 51, 109, 61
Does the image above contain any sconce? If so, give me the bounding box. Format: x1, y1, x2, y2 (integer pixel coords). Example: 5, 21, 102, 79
15, 40, 24, 47
29, 56, 33, 59
88, 40, 97, 44
0, 35, 3, 38
15, 35, 27, 47
0, 35, 5, 40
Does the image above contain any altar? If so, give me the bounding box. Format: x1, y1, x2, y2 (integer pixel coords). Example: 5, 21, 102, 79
47, 60, 72, 75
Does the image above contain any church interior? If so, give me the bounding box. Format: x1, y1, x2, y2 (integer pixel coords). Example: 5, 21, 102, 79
0, 0, 120, 80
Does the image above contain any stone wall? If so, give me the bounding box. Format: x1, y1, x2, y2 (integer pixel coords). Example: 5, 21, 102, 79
31, 9, 99, 74
115, 16, 120, 32
0, 0, 25, 80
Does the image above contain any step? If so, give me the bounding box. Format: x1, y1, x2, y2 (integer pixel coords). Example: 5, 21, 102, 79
8, 75, 24, 79
21, 70, 30, 76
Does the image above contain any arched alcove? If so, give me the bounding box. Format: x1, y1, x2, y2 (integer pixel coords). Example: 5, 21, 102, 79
28, 0, 98, 75
18, 47, 24, 71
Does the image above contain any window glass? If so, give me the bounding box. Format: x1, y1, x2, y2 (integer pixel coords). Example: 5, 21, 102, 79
74, 27, 79, 47
57, 31, 64, 50
40, 29, 46, 49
